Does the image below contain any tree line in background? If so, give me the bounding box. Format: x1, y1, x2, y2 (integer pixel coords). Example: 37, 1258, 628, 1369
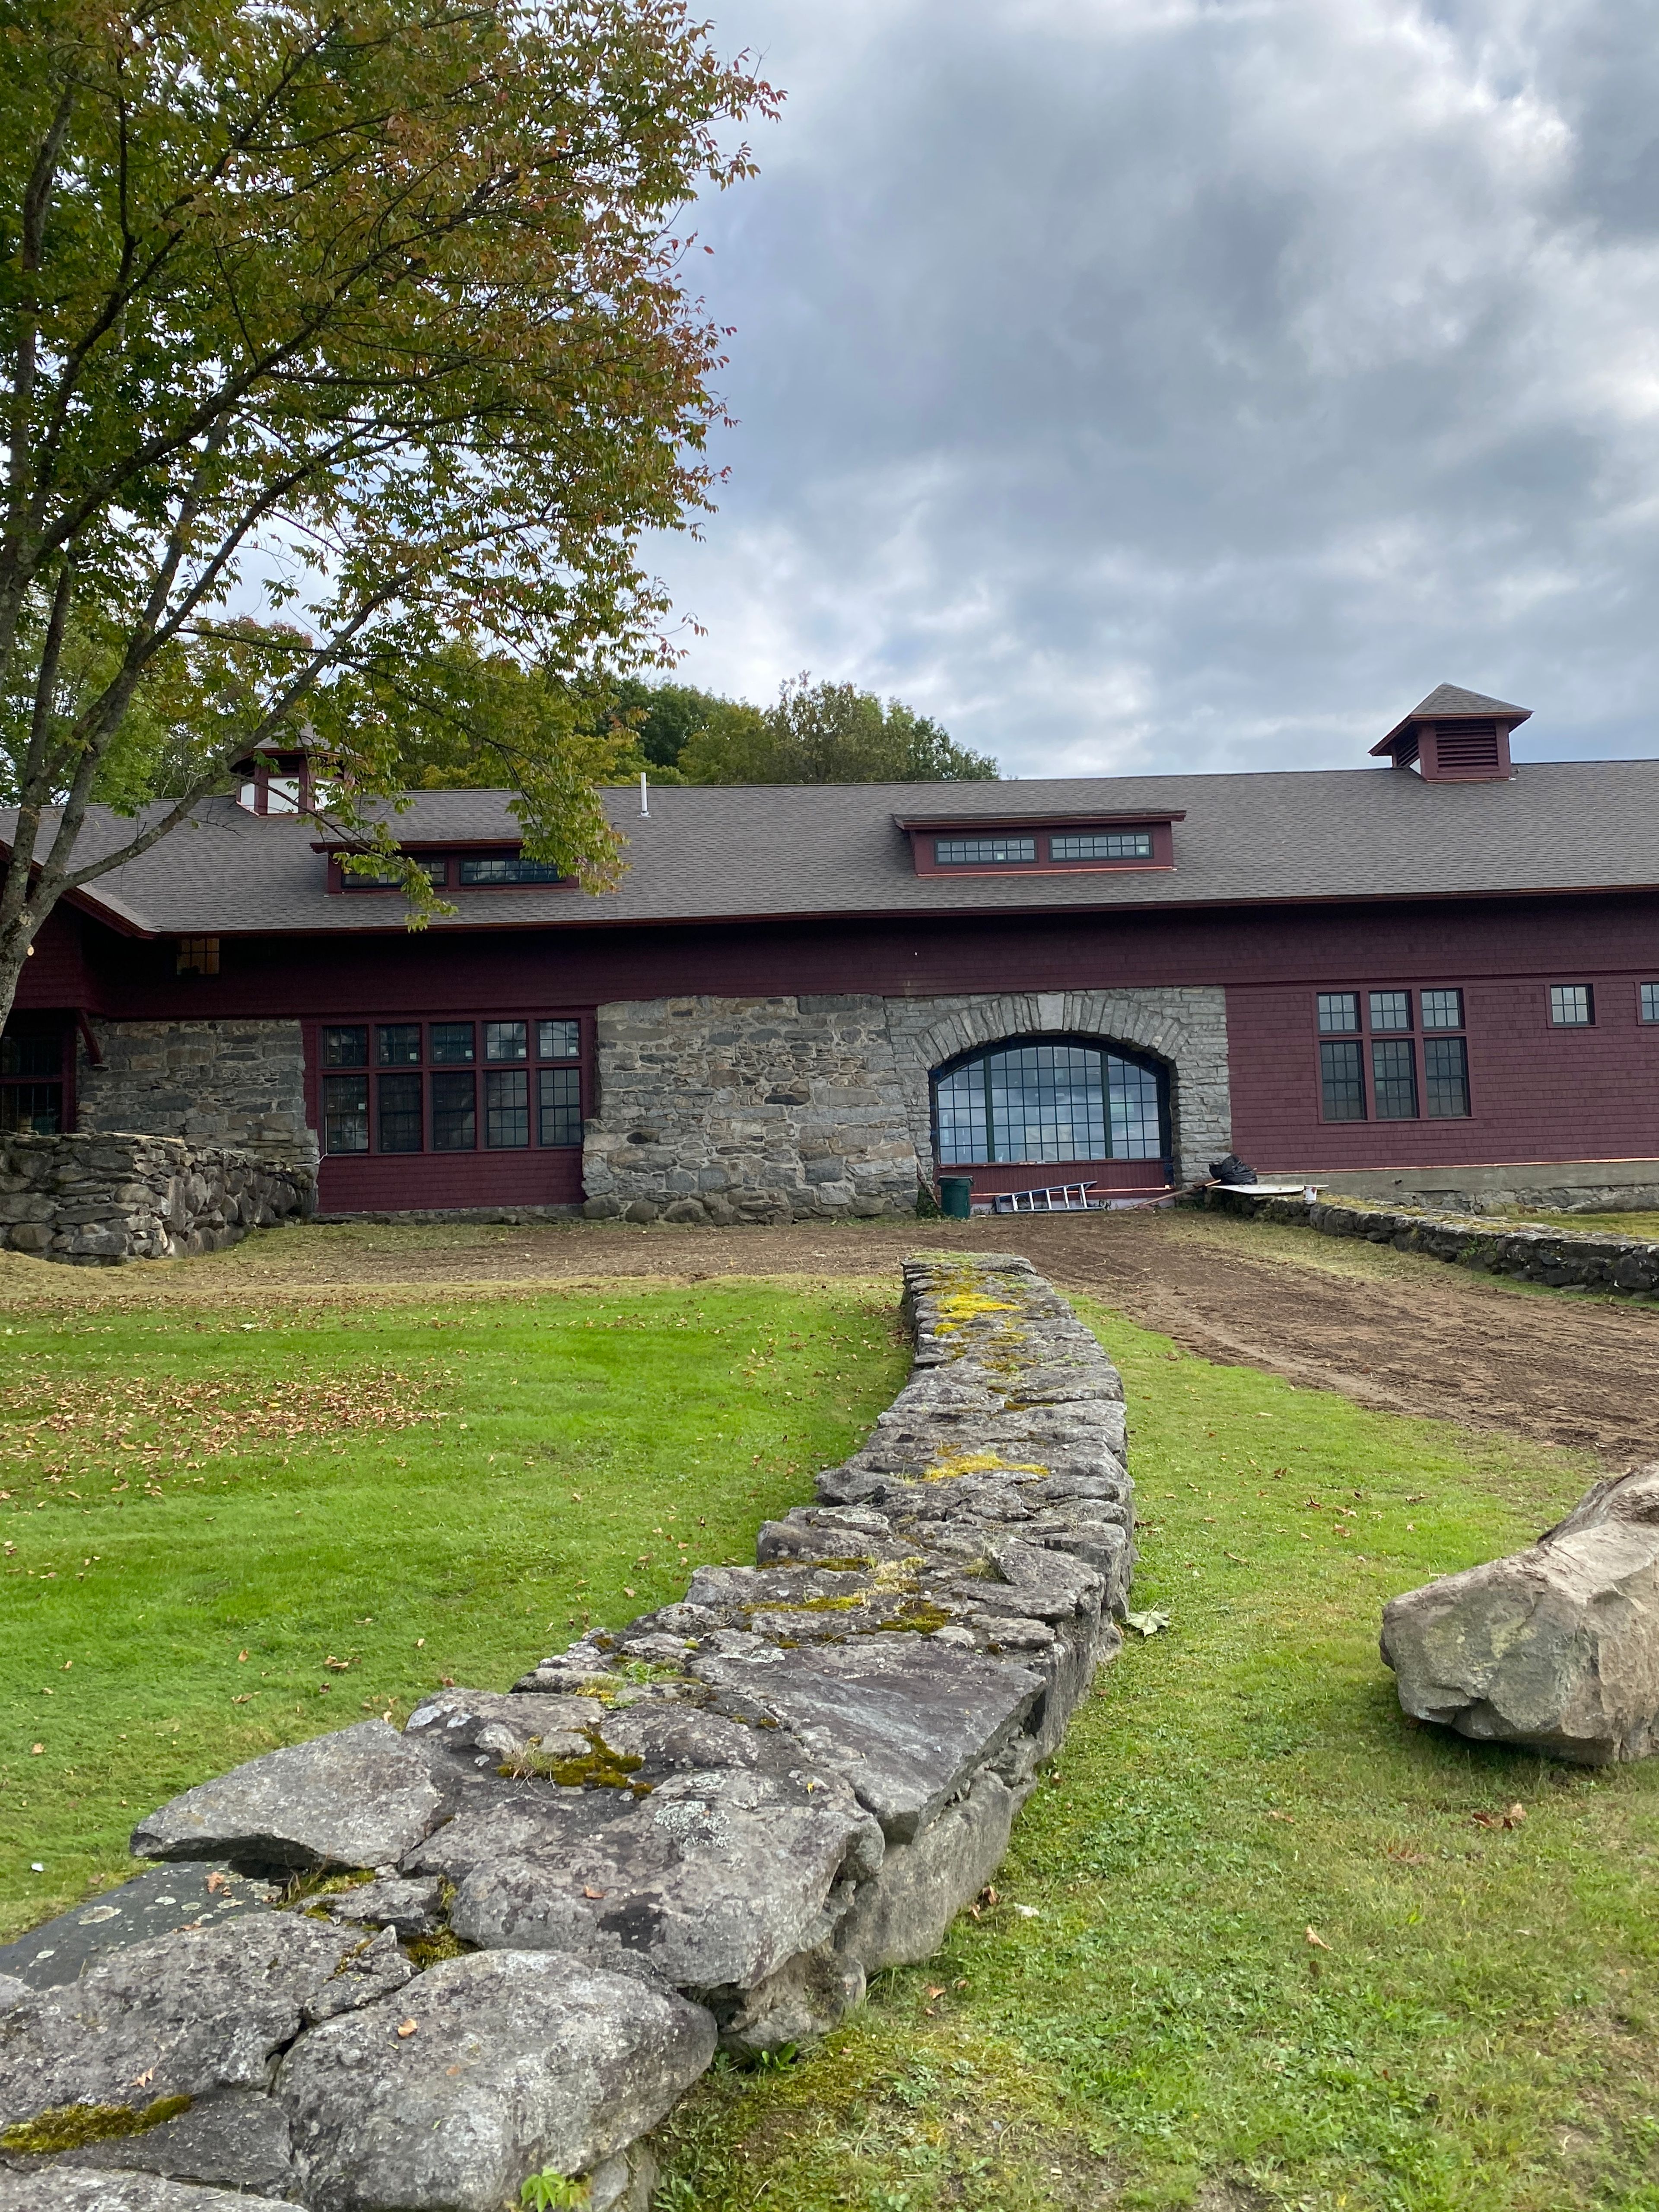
394, 661, 998, 789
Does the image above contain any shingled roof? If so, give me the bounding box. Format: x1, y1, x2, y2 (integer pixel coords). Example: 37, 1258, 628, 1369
6, 757, 1659, 937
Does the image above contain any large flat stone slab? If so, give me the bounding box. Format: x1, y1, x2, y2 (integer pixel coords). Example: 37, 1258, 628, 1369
0, 2172, 289, 2210
408, 1767, 881, 1990
0, 1866, 276, 1992
1382, 1464, 1659, 1762
690, 1637, 1042, 1840
0, 1916, 367, 2126
276, 1950, 715, 2210
131, 1722, 445, 1874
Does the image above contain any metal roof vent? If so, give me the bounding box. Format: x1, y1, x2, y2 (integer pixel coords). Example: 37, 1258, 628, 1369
1370, 685, 1528, 781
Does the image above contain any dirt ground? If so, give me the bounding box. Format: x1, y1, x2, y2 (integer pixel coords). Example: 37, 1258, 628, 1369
8, 1203, 1655, 1467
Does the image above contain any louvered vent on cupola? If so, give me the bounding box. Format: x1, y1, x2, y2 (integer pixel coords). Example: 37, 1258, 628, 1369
1370, 685, 1528, 782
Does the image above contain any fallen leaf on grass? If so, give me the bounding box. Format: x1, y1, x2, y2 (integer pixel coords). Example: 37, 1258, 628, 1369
1383, 1841, 1428, 1864
1124, 1609, 1170, 1637
1305, 1926, 1331, 1950
322, 1656, 353, 1672
1472, 1804, 1526, 1831
1266, 1810, 1294, 1824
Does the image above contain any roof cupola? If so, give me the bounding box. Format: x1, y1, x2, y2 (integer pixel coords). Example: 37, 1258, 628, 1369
1370, 684, 1528, 782
232, 732, 316, 816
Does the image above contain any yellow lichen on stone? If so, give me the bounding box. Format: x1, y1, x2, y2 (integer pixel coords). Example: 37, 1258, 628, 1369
921, 1449, 1048, 1484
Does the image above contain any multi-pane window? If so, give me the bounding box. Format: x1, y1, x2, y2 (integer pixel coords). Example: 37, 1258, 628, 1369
933, 1041, 1164, 1165
457, 855, 564, 885
322, 1074, 369, 1153
484, 1070, 530, 1147
933, 836, 1037, 866
176, 935, 220, 975
377, 1074, 423, 1152
341, 858, 448, 890
1319, 1039, 1366, 1121
538, 1067, 582, 1146
1315, 987, 1470, 1121
1643, 984, 1659, 1026
378, 1025, 422, 1065
320, 1017, 584, 1156
484, 1021, 528, 1062
1371, 1038, 1419, 1119
431, 1071, 476, 1151
430, 1023, 475, 1064
1550, 984, 1594, 1027
1049, 831, 1153, 862
1424, 1036, 1470, 1119
0, 1024, 64, 1135
322, 1026, 368, 1067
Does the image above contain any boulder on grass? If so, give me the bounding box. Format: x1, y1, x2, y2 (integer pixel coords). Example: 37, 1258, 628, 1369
1381, 1464, 1659, 1763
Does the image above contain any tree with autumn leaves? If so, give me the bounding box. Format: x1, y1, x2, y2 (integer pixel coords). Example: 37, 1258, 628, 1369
0, 0, 777, 1030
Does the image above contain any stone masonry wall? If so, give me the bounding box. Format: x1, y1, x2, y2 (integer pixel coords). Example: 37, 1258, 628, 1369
76, 1018, 316, 1173
0, 1255, 1134, 2209
583, 986, 1233, 1223
0, 1131, 311, 1266
582, 994, 919, 1224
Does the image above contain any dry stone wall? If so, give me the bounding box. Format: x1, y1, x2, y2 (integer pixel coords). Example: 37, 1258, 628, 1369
0, 1254, 1133, 2210
0, 1133, 310, 1266
583, 985, 1233, 1223
1205, 1185, 1659, 1295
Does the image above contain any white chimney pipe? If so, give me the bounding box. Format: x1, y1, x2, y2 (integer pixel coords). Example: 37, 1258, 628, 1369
639, 772, 649, 817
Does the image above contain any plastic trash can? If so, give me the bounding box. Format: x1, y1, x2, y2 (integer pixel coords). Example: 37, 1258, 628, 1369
939, 1176, 974, 1220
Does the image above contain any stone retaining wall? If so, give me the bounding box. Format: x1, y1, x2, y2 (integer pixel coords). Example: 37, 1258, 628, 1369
0, 1254, 1133, 2209
1204, 1185, 1659, 1294
0, 1132, 311, 1266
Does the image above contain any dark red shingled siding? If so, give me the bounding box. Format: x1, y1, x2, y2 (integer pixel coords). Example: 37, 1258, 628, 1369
14, 887, 1659, 1190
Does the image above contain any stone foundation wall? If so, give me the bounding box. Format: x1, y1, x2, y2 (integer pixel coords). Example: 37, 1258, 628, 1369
583, 986, 1233, 1223
0, 1131, 311, 1266
77, 1017, 316, 1172
0, 1255, 1134, 2207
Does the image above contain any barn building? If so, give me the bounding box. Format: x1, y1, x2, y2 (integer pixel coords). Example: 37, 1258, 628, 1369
6, 684, 1659, 1220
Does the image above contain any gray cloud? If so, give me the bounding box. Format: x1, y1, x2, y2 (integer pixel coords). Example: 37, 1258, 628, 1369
646, 0, 1659, 772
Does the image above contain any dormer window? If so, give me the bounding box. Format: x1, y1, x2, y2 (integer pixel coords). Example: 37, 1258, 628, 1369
457, 855, 564, 886
899, 811, 1180, 875
1051, 830, 1153, 862
934, 836, 1036, 866
1371, 685, 1528, 781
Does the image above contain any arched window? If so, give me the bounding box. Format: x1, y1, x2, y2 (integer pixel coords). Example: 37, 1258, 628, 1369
933, 1038, 1166, 1165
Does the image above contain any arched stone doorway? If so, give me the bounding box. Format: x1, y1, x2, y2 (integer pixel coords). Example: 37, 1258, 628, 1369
929, 1032, 1173, 1200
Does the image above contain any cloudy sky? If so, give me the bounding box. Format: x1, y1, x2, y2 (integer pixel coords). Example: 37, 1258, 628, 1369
645, 0, 1659, 777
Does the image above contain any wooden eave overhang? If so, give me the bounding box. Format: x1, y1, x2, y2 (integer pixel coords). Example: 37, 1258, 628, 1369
0, 832, 156, 938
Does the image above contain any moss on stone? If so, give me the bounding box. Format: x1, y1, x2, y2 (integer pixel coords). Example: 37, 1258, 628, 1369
404, 1926, 472, 1969
501, 1725, 651, 1798
2, 2095, 192, 2155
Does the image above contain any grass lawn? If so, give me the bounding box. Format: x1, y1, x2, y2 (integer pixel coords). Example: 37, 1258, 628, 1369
0, 1270, 909, 1938
655, 1296, 1659, 2212
6, 1243, 1659, 2210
